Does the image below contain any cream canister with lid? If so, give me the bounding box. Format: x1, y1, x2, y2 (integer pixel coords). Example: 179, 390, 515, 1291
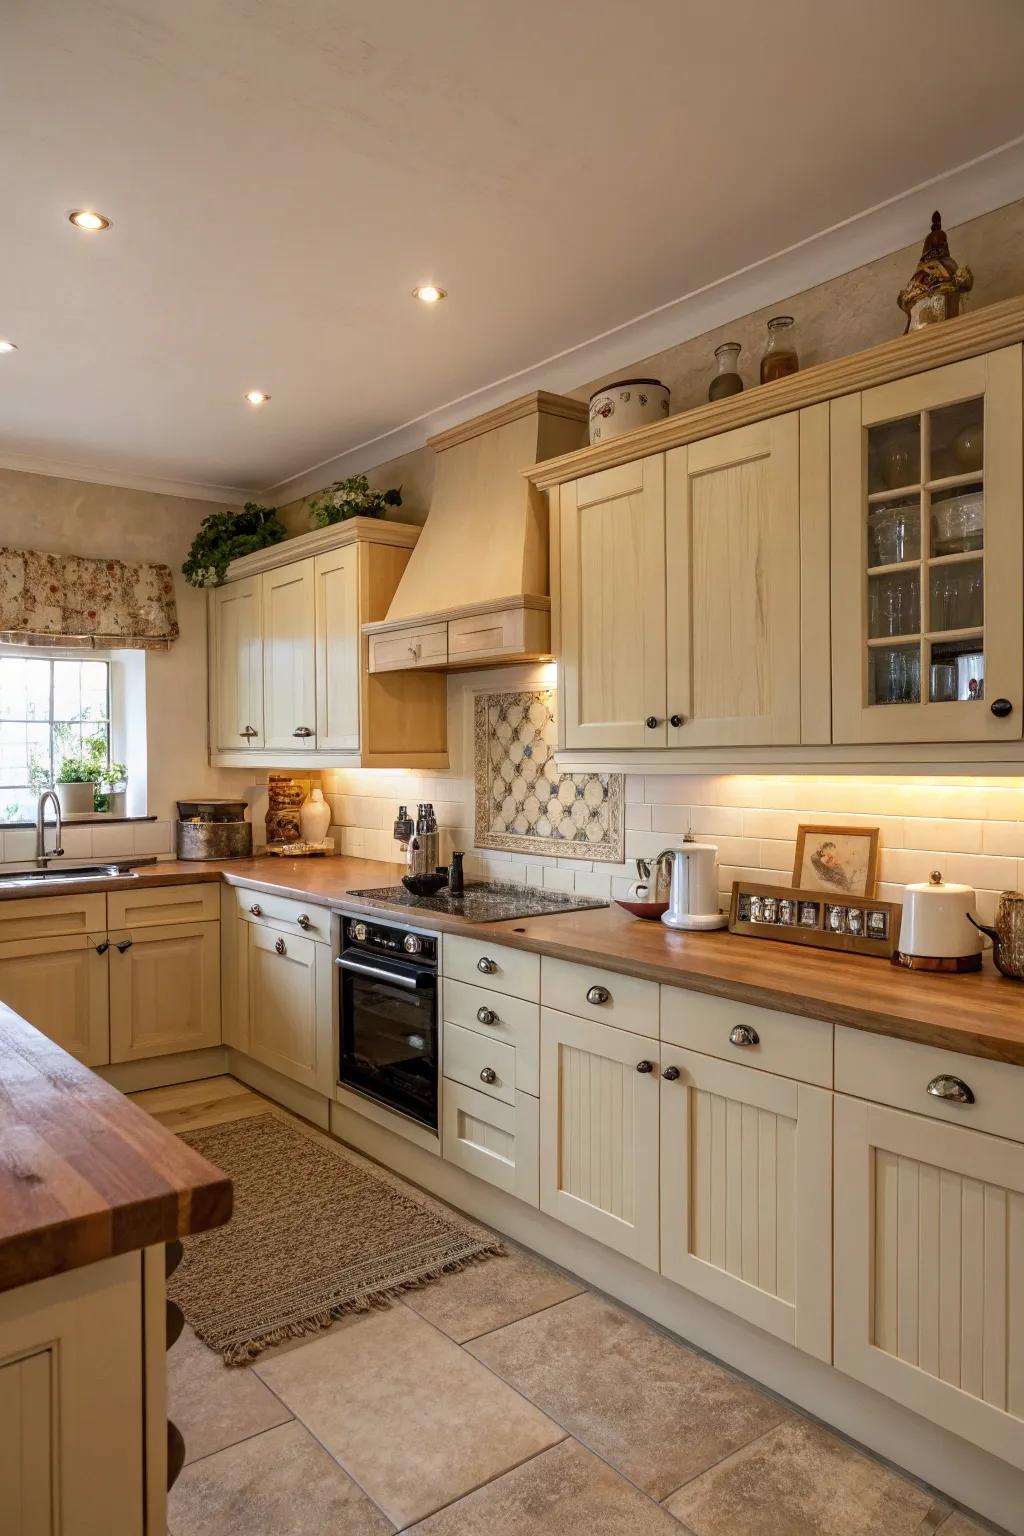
895, 869, 983, 972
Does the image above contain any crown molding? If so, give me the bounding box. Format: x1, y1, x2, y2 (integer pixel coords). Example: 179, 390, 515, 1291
0, 451, 250, 505
262, 133, 1024, 504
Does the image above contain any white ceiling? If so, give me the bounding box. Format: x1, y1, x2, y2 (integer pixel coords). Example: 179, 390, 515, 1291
2, 0, 1024, 502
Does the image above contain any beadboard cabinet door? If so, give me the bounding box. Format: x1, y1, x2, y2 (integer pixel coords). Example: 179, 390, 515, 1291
660, 1050, 831, 1361
834, 1094, 1024, 1471
261, 558, 317, 751
558, 455, 667, 749
0, 935, 109, 1066
539, 1007, 660, 1268
108, 923, 221, 1062
210, 576, 264, 752
664, 411, 808, 747
314, 545, 361, 752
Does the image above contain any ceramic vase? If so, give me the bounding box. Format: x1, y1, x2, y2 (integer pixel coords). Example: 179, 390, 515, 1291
56, 782, 94, 816
299, 787, 331, 843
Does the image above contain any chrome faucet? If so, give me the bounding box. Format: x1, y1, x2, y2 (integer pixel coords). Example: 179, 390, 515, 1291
35, 790, 64, 867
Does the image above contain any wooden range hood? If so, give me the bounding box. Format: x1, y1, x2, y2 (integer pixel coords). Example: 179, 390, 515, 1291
362, 391, 587, 673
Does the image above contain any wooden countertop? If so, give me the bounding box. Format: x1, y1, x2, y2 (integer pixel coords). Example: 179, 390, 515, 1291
0, 1007, 232, 1294
4, 854, 1024, 1067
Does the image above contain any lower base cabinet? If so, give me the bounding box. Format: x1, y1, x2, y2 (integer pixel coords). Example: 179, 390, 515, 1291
108, 923, 221, 1063
834, 1093, 1024, 1472
538, 1007, 660, 1270
0, 935, 109, 1066
245, 923, 334, 1095
442, 1081, 539, 1204
660, 1049, 832, 1361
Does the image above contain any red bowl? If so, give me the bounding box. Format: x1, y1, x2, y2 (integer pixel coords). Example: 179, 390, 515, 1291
615, 897, 669, 921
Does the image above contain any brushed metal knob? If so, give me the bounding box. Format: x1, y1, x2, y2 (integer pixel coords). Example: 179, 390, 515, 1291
352, 921, 368, 942
477, 956, 497, 974
292, 726, 314, 738
586, 984, 610, 1005
636, 1060, 654, 1074
926, 1073, 974, 1104
250, 903, 263, 916
116, 938, 133, 953
275, 937, 286, 956
991, 698, 1013, 718
479, 1067, 498, 1085
297, 913, 312, 930
477, 1006, 499, 1026
662, 1065, 681, 1081
729, 1023, 760, 1047
645, 715, 659, 729
94, 939, 110, 954
669, 714, 684, 728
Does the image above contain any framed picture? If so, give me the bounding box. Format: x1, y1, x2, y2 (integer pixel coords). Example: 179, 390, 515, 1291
729, 879, 900, 960
791, 824, 879, 899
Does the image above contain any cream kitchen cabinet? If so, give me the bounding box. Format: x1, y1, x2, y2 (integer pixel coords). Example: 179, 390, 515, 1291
261, 558, 318, 752
107, 921, 221, 1062
659, 1048, 832, 1360
0, 934, 109, 1066
210, 575, 264, 752
230, 893, 335, 1096
539, 1006, 660, 1268
831, 345, 1023, 745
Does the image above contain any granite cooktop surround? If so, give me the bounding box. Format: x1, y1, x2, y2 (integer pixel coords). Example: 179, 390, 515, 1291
343, 880, 608, 923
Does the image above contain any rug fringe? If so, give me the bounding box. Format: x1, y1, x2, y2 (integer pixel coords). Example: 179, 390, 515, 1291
207, 1241, 507, 1365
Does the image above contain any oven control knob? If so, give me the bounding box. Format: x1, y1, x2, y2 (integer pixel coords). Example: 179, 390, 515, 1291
403, 933, 423, 955
352, 922, 369, 943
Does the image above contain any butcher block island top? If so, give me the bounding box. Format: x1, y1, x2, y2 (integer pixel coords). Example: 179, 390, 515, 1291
0, 1006, 232, 1293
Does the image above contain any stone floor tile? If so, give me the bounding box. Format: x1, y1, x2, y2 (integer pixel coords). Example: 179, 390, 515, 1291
665, 1417, 948, 1535
405, 1438, 685, 1535
467, 1290, 787, 1499
254, 1301, 565, 1527
168, 1325, 291, 1465
168, 1419, 394, 1535
402, 1244, 585, 1342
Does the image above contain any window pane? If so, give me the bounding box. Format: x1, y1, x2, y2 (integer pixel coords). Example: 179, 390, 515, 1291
79, 661, 109, 720
0, 655, 110, 821
52, 661, 83, 722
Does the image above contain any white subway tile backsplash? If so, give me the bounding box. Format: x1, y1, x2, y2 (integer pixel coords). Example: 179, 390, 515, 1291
542, 868, 576, 893
60, 826, 93, 858
625, 802, 652, 831
133, 821, 173, 856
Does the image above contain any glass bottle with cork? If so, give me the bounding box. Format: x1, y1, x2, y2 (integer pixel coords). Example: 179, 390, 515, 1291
760, 315, 799, 384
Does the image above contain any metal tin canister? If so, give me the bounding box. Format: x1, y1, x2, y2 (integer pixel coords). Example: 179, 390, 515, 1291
176, 820, 253, 861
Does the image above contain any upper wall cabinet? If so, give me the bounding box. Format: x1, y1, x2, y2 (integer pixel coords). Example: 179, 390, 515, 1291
209, 518, 448, 770
831, 346, 1023, 745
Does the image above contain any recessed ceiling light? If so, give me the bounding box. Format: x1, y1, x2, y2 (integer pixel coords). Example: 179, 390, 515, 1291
0, 340, 17, 353
412, 284, 446, 304
68, 209, 112, 232
244, 390, 271, 406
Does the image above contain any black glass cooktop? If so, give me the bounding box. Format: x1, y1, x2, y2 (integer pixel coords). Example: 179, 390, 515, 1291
345, 880, 607, 924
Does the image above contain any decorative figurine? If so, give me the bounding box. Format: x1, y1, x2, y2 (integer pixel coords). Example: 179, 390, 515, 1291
897, 211, 973, 333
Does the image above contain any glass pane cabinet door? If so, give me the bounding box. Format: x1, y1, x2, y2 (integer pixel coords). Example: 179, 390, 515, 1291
831, 347, 1022, 744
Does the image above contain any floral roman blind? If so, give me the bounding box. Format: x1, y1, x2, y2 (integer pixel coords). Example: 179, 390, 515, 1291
0, 549, 179, 649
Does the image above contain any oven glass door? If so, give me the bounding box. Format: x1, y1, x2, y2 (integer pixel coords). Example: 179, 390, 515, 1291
339, 951, 438, 1129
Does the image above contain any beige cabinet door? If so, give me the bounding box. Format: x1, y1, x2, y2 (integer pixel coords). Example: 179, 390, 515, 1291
0, 934, 109, 1065
314, 545, 361, 751
539, 1006, 660, 1268
246, 924, 333, 1093
261, 558, 317, 751
108, 922, 221, 1062
831, 345, 1023, 744
660, 1050, 831, 1361
664, 412, 803, 747
834, 1094, 1024, 1471
0, 1350, 53, 1536
211, 576, 264, 751
558, 455, 667, 749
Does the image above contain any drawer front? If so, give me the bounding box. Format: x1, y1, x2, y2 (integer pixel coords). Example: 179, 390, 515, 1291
443, 934, 539, 1002
368, 621, 447, 673
541, 955, 658, 1038
442, 977, 539, 1095
443, 1020, 516, 1105
835, 1025, 1024, 1144
233, 886, 331, 943
448, 608, 526, 662
0, 892, 106, 943
107, 883, 219, 930
442, 1080, 539, 1206
661, 987, 832, 1087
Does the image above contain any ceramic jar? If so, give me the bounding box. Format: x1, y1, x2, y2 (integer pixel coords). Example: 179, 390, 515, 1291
588, 379, 669, 444
299, 787, 331, 843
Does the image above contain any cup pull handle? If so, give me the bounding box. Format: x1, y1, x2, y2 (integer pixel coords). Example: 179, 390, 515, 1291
586, 985, 610, 1005
926, 1074, 974, 1105
729, 1024, 760, 1047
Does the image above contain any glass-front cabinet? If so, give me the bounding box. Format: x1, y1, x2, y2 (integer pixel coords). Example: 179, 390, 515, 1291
831, 346, 1022, 743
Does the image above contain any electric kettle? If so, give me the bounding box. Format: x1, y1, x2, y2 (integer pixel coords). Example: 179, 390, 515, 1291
656, 839, 728, 931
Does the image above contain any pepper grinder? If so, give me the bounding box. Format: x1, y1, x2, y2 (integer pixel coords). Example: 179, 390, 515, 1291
449, 850, 465, 895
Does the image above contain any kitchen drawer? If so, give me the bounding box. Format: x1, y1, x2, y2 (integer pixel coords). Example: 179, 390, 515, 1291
443, 1020, 516, 1105
0, 891, 106, 943
443, 934, 539, 1002
661, 987, 832, 1087
541, 955, 658, 1039
447, 606, 549, 666
443, 977, 539, 1095
442, 1080, 539, 1206
107, 882, 219, 929
368, 620, 447, 674
233, 886, 331, 943
835, 1024, 1024, 1145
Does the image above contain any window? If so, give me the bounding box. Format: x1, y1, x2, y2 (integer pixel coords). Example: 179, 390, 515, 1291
0, 655, 110, 822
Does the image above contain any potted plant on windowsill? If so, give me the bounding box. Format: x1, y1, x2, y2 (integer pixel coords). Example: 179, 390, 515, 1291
97, 763, 128, 816
55, 758, 103, 815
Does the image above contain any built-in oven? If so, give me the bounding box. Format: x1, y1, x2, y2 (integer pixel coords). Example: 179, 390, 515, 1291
336, 916, 438, 1131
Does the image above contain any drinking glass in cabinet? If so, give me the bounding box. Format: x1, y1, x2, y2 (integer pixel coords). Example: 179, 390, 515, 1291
868, 416, 920, 494
870, 644, 921, 705
929, 397, 984, 480
868, 570, 919, 639
929, 661, 958, 702
868, 499, 920, 566
931, 485, 984, 556
929, 559, 983, 633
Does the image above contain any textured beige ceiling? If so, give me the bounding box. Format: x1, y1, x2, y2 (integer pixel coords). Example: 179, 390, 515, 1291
2, 0, 1023, 497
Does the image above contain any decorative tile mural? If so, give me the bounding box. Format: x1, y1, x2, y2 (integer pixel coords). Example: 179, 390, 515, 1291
474, 690, 624, 862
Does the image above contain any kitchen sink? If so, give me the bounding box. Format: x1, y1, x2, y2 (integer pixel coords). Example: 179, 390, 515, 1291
0, 863, 144, 886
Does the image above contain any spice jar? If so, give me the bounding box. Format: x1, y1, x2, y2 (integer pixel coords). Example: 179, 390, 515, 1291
760, 315, 799, 384
707, 342, 743, 402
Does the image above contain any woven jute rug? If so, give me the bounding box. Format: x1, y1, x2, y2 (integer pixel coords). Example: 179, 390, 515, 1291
169, 1113, 504, 1364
